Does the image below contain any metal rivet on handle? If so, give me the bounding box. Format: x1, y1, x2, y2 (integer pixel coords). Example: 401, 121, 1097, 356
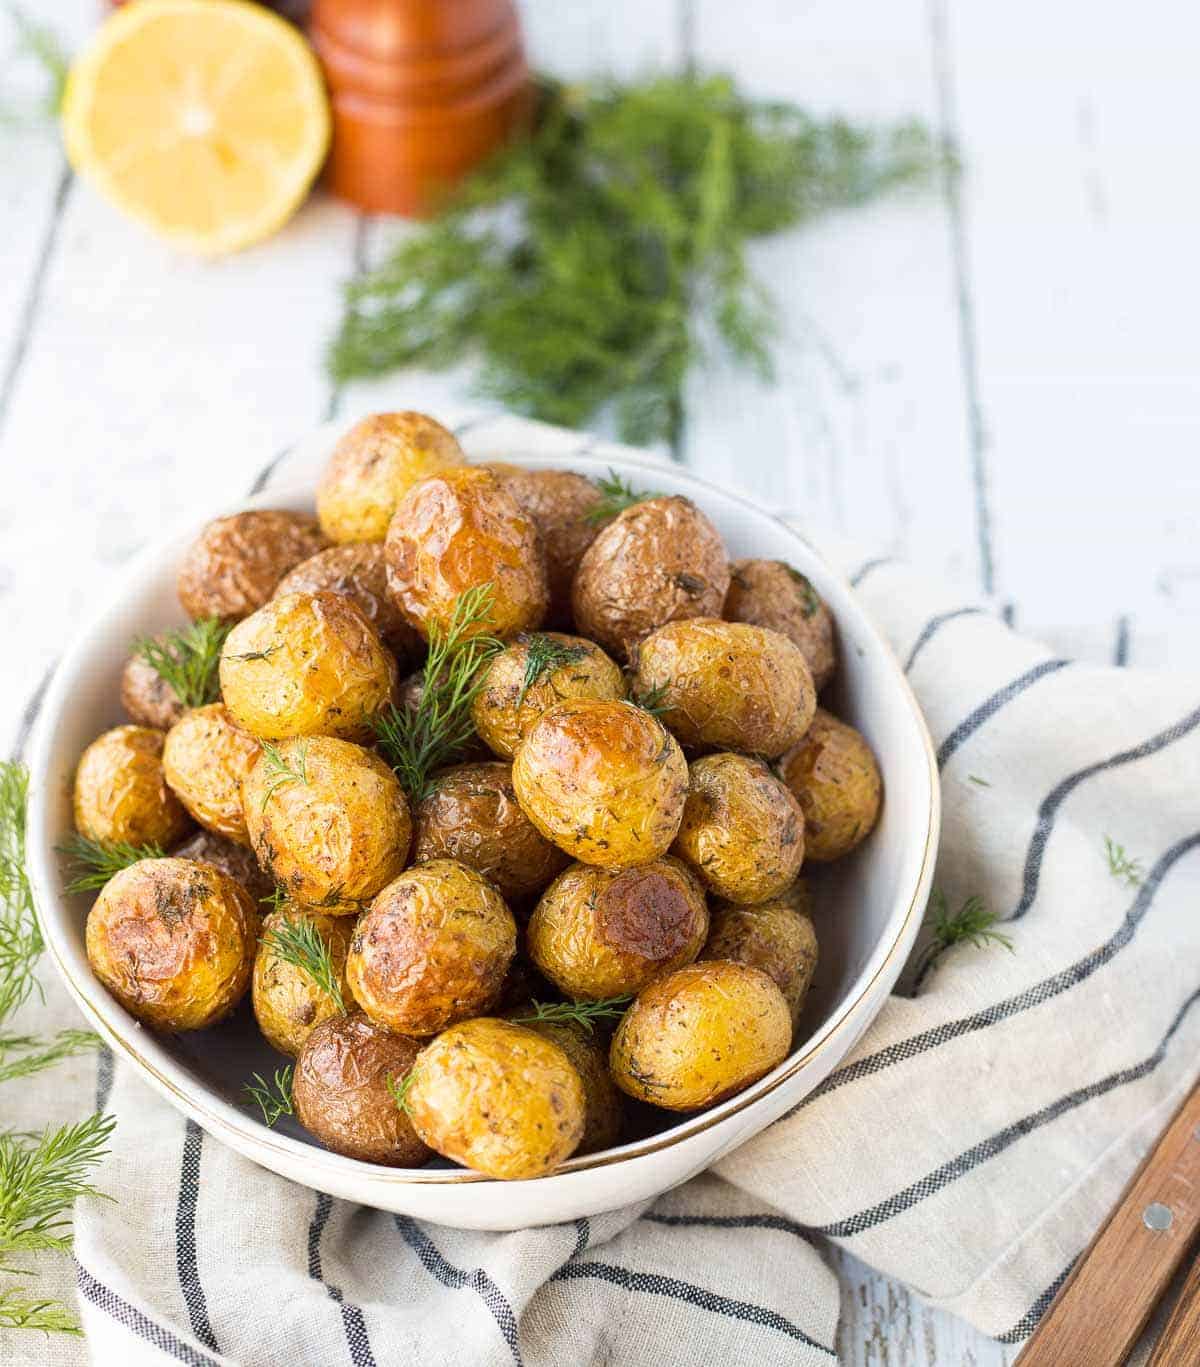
1144, 1202, 1174, 1231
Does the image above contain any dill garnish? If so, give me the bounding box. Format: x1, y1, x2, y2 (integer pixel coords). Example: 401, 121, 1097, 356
630, 683, 671, 718
132, 618, 230, 709
0, 763, 41, 1024
1104, 836, 1144, 888
386, 1071, 414, 1115
56, 834, 165, 895
513, 996, 633, 1034
517, 635, 589, 707
911, 890, 1013, 990
0, 1030, 101, 1086
584, 471, 662, 524
260, 916, 346, 1014
258, 740, 309, 810
244, 1067, 294, 1127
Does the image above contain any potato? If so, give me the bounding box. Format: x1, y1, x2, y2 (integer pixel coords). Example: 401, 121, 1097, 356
162, 704, 261, 846
471, 632, 626, 760
85, 857, 257, 1032
120, 643, 186, 730
412, 762, 567, 903
527, 859, 708, 1000
242, 737, 410, 913
219, 591, 397, 741
384, 465, 548, 641
511, 699, 688, 868
177, 510, 328, 622
504, 1012, 623, 1155
672, 753, 805, 904
724, 559, 837, 691
610, 961, 792, 1111
171, 829, 274, 903
316, 412, 465, 544
701, 894, 818, 1026
346, 860, 516, 1036
293, 1012, 430, 1166
571, 496, 730, 658
252, 907, 356, 1057
776, 708, 882, 862
73, 725, 191, 849
632, 619, 815, 758
405, 1018, 584, 1179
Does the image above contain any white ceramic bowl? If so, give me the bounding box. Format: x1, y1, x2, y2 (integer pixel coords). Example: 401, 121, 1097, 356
26, 441, 938, 1231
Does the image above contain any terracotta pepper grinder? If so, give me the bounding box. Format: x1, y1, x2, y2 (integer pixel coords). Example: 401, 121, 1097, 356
309, 0, 532, 216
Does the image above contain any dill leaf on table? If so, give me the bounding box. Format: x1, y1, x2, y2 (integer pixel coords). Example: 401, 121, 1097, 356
0, 762, 43, 1026
911, 889, 1013, 991
132, 617, 230, 709
0, 1030, 101, 1086
1103, 835, 1144, 888
56, 833, 166, 894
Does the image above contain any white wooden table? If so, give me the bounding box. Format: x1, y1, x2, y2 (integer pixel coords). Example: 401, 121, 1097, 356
3, 1, 1197, 1361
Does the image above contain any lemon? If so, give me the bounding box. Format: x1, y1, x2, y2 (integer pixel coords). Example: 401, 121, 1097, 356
62, 0, 330, 256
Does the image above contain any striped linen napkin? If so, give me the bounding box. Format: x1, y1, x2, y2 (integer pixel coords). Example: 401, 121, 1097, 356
11, 414, 1200, 1366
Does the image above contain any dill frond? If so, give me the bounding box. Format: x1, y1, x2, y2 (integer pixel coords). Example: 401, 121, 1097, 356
1104, 836, 1144, 888
630, 683, 671, 718
259, 916, 345, 1014
0, 762, 42, 1026
0, 1030, 101, 1086
513, 996, 633, 1034
386, 1071, 414, 1115
258, 741, 309, 811
56, 834, 165, 895
912, 890, 1013, 990
244, 1067, 293, 1127
583, 471, 662, 524
131, 618, 229, 710
0, 1285, 83, 1333
516, 634, 589, 707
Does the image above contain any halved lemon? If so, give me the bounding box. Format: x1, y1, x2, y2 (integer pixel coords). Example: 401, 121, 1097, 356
62, 0, 330, 256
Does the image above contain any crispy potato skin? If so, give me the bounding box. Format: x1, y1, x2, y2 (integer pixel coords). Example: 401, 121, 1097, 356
346, 861, 516, 1036
293, 1012, 430, 1165
385, 465, 548, 641
85, 858, 257, 1032
252, 908, 356, 1057
275, 542, 423, 662
177, 511, 328, 623
527, 859, 708, 1000
74, 725, 191, 848
317, 412, 465, 545
672, 753, 805, 904
120, 644, 186, 730
171, 829, 274, 903
412, 763, 567, 902
610, 961, 792, 1111
701, 895, 818, 1027
776, 708, 882, 862
506, 1013, 623, 1155
632, 619, 816, 758
472, 633, 626, 760
512, 699, 688, 868
406, 1018, 585, 1179
242, 737, 411, 913
724, 559, 837, 692
220, 591, 397, 741
163, 704, 261, 846
571, 496, 730, 658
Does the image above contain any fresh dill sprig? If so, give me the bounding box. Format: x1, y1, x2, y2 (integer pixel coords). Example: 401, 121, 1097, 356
630, 683, 671, 718
0, 1285, 84, 1333
56, 833, 165, 895
244, 1067, 294, 1127
386, 1071, 414, 1115
0, 1030, 101, 1086
260, 916, 346, 1014
911, 890, 1013, 990
132, 618, 230, 709
0, 761, 42, 1025
226, 644, 280, 663
1, 4, 69, 124
260, 886, 290, 914
514, 996, 633, 1034
1104, 836, 1144, 888
516, 634, 589, 707
258, 741, 309, 810
584, 471, 662, 524
966, 774, 991, 788
783, 565, 821, 618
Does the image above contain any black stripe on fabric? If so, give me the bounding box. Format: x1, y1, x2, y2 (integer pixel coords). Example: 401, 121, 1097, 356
248, 442, 295, 496
848, 556, 891, 588
936, 658, 1071, 769
175, 1120, 219, 1352
8, 659, 56, 763
1113, 615, 1131, 666
570, 1217, 591, 1260
645, 1211, 810, 1242
551, 1261, 836, 1359
394, 1214, 523, 1367
95, 1043, 114, 1111
308, 1192, 379, 1367
903, 606, 987, 673
75, 1260, 222, 1367
995, 1257, 1077, 1343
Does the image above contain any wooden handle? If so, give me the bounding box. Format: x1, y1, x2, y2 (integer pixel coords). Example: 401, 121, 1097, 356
1016, 1082, 1200, 1367
1147, 1253, 1200, 1366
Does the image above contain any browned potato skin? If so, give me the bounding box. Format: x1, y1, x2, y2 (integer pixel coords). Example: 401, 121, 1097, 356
527, 859, 708, 1000
512, 699, 688, 868
85, 857, 257, 1032
505, 1012, 623, 1155
162, 704, 260, 846
632, 619, 816, 758
171, 829, 274, 903
74, 725, 191, 848
724, 559, 837, 692
317, 412, 465, 545
385, 466, 548, 641
252, 907, 356, 1057
412, 762, 567, 903
346, 860, 516, 1036
776, 708, 882, 862
177, 511, 328, 622
293, 1012, 430, 1165
672, 753, 805, 905
406, 1018, 585, 1179
610, 960, 792, 1112
219, 591, 398, 741
242, 737, 411, 913
471, 633, 626, 760
701, 894, 818, 1027
120, 645, 186, 730
571, 496, 730, 659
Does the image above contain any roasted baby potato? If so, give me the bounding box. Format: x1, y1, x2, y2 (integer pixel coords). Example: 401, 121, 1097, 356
346, 860, 516, 1036
405, 1017, 585, 1179
724, 559, 837, 692
511, 699, 688, 867
316, 411, 465, 544
571, 496, 730, 658
527, 859, 708, 1000
632, 619, 815, 758
412, 762, 567, 903
776, 708, 882, 862
162, 704, 261, 846
177, 510, 328, 623
120, 642, 186, 730
73, 725, 191, 849
504, 1012, 623, 1155
610, 960, 792, 1111
252, 907, 356, 1057
171, 829, 274, 903
672, 753, 805, 904
242, 737, 410, 913
292, 1012, 430, 1165
220, 591, 397, 741
85, 857, 257, 1032
701, 893, 818, 1026
471, 632, 626, 760
384, 465, 548, 641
